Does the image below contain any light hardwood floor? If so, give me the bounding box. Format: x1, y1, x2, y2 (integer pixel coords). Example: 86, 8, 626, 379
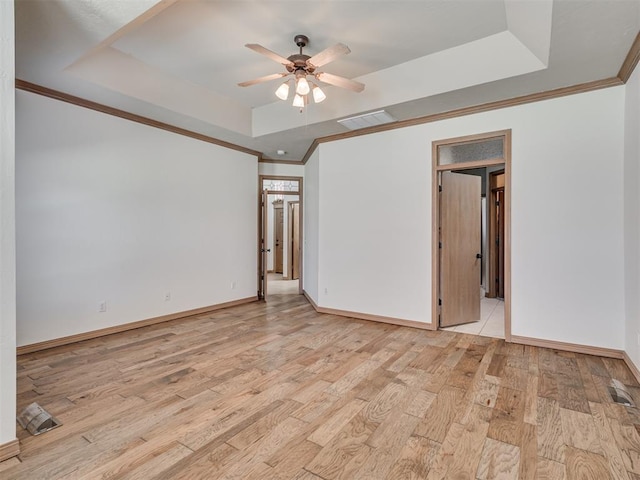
2, 293, 640, 479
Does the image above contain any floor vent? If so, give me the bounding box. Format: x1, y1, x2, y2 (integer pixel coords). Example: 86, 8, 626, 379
608, 379, 636, 407
17, 402, 62, 435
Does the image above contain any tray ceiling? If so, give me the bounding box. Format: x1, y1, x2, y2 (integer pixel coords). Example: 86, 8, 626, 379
15, 0, 640, 160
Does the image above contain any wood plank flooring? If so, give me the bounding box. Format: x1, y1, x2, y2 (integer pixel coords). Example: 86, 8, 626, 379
3, 293, 640, 479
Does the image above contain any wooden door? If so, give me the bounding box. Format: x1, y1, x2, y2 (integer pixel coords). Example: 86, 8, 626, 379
440, 171, 481, 327
291, 202, 300, 280
274, 204, 284, 273
259, 190, 268, 299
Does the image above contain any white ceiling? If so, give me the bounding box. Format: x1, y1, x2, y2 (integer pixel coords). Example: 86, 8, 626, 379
15, 0, 640, 161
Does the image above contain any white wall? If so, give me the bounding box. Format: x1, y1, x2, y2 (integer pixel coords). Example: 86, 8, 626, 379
16, 91, 258, 346
625, 65, 640, 366
0, 0, 17, 450
258, 163, 304, 178
318, 131, 431, 321
314, 86, 626, 350
303, 149, 320, 303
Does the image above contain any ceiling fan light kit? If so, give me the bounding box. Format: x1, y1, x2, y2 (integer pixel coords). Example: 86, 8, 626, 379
275, 81, 290, 100
312, 83, 326, 103
296, 75, 310, 96
239, 34, 365, 110
292, 94, 305, 108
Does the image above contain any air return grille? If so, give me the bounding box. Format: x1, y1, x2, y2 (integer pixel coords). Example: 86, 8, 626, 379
337, 110, 396, 130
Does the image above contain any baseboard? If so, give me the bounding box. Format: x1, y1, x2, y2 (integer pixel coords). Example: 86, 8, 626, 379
17, 296, 259, 355
510, 335, 624, 359
302, 290, 319, 310
623, 351, 640, 385
302, 290, 433, 331
0, 439, 19, 462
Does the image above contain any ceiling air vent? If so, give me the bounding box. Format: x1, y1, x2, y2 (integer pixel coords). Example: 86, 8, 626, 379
337, 110, 396, 131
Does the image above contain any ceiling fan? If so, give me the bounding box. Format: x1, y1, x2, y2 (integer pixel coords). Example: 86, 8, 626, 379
238, 34, 365, 107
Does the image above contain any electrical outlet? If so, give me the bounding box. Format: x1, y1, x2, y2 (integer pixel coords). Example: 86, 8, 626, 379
164, 292, 171, 302
98, 301, 107, 313
637, 332, 640, 347
324, 287, 328, 295
231, 281, 237, 290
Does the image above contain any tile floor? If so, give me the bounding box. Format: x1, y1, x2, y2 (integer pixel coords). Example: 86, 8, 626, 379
267, 274, 505, 339
267, 272, 300, 295
441, 296, 505, 339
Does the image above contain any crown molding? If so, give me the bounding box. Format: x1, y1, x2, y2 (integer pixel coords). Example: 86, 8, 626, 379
301, 76, 622, 164
16, 67, 630, 168
300, 30, 640, 164
15, 79, 262, 159
258, 157, 303, 165
618, 31, 640, 83
301, 140, 320, 165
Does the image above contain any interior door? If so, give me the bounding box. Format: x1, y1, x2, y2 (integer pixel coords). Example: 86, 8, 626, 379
259, 190, 268, 299
274, 205, 284, 273
292, 202, 300, 280
440, 171, 481, 327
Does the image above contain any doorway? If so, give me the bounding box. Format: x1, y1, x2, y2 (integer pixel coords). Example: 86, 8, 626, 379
288, 201, 300, 281
258, 175, 303, 300
432, 130, 511, 340
273, 201, 284, 273
488, 170, 505, 299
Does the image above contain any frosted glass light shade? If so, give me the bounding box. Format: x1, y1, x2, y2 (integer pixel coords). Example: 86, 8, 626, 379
296, 77, 310, 95
292, 94, 305, 107
275, 82, 290, 100
312, 84, 326, 103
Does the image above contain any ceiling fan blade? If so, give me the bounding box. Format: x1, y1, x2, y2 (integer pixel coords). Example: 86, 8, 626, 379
245, 44, 293, 66
307, 43, 350, 68
238, 72, 289, 87
315, 72, 365, 93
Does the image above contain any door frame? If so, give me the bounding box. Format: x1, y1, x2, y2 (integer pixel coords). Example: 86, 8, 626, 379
288, 200, 300, 280
273, 200, 284, 274
431, 129, 512, 340
487, 170, 505, 299
258, 175, 303, 298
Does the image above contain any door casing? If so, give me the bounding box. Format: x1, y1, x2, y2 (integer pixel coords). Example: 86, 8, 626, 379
431, 130, 511, 340
289, 201, 300, 280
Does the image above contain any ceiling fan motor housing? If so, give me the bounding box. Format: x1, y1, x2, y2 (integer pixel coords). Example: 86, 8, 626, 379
287, 54, 314, 73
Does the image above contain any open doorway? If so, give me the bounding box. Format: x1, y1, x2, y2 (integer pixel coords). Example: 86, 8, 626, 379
258, 176, 303, 300
432, 130, 511, 340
